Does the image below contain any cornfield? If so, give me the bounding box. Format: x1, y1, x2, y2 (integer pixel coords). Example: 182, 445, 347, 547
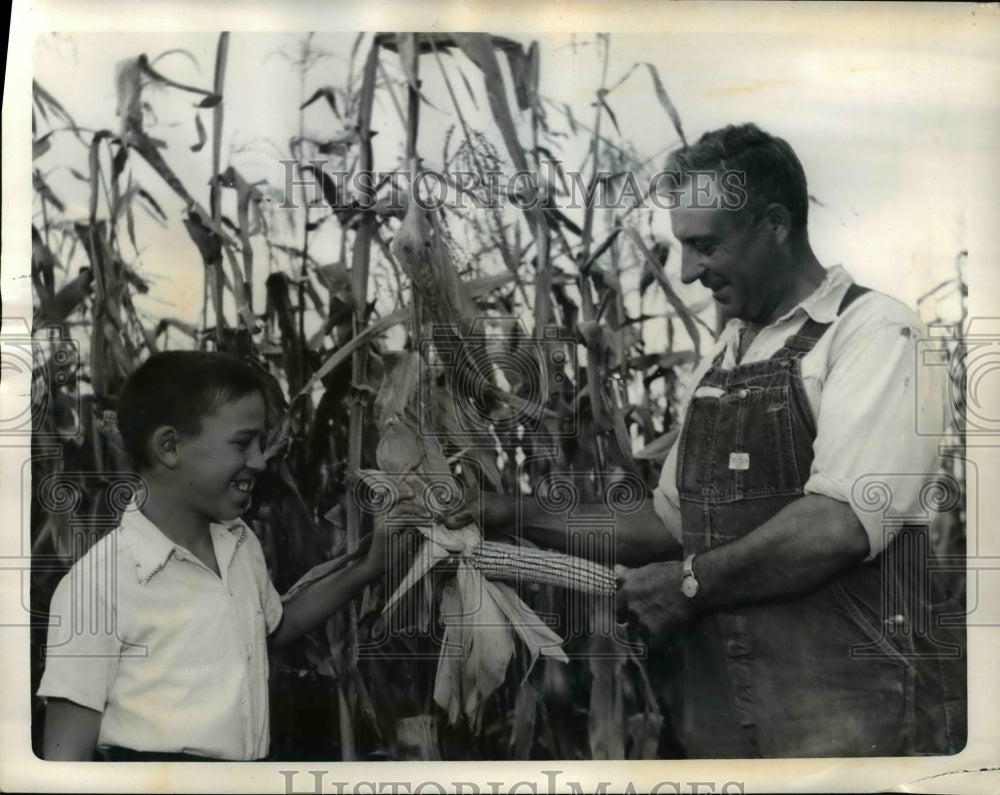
26, 30, 968, 763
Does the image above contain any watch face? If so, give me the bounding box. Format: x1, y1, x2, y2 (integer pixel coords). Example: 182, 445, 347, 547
682, 577, 699, 598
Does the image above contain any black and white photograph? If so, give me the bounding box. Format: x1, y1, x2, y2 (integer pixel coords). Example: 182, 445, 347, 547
3, 1, 999, 792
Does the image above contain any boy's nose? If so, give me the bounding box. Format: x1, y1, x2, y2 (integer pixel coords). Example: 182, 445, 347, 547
246, 439, 266, 471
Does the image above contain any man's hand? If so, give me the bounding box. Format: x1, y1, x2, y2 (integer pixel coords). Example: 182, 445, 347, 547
616, 560, 696, 636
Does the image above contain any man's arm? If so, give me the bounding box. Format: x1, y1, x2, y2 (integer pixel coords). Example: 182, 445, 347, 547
695, 494, 869, 607
618, 494, 869, 633
478, 492, 682, 567
43, 699, 102, 761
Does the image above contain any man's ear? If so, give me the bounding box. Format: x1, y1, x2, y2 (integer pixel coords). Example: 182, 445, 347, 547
149, 426, 181, 469
763, 202, 792, 243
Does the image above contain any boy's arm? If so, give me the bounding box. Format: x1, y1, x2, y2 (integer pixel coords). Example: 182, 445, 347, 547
43, 698, 102, 761
269, 555, 381, 647
269, 515, 393, 648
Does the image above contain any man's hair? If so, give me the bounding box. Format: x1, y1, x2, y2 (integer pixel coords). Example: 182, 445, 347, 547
116, 350, 266, 471
666, 123, 809, 230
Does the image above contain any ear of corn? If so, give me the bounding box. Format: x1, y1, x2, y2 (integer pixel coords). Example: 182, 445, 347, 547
471, 540, 618, 596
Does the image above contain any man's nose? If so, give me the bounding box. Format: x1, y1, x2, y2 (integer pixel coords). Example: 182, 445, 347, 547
679, 248, 704, 285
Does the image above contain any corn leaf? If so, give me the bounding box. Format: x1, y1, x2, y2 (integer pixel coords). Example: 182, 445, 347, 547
300, 86, 340, 118
455, 65, 479, 110
33, 79, 82, 136
596, 91, 621, 137
114, 58, 144, 137
394, 714, 440, 761
151, 47, 200, 70
642, 62, 687, 147
625, 227, 701, 359
510, 680, 537, 759
483, 578, 567, 668
587, 627, 627, 759
191, 113, 207, 152
32, 133, 52, 160
137, 53, 220, 103
294, 308, 408, 401
33, 171, 65, 213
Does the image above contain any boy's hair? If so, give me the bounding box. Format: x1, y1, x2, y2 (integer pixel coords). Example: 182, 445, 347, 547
666, 122, 810, 231
117, 350, 266, 471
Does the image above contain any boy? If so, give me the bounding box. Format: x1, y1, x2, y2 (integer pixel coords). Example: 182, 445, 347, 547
39, 351, 388, 761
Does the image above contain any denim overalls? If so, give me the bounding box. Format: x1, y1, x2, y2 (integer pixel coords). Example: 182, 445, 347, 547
675, 285, 965, 758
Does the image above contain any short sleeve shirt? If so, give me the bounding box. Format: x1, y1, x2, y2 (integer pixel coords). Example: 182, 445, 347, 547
652, 265, 945, 561
37, 505, 283, 760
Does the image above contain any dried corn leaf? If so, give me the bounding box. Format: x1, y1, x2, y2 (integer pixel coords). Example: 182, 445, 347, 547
381, 536, 452, 616
452, 33, 529, 173
394, 714, 440, 761
625, 228, 701, 359
434, 580, 466, 725
437, 566, 516, 731
300, 86, 340, 118
642, 62, 687, 147
137, 53, 219, 103
482, 578, 567, 668
510, 680, 537, 759
33, 134, 52, 160
375, 424, 425, 474
627, 711, 663, 760
114, 57, 144, 138
295, 309, 408, 400
191, 113, 207, 152
587, 630, 627, 759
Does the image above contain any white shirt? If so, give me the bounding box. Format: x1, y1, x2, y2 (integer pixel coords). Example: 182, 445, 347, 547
653, 265, 945, 561
38, 505, 283, 760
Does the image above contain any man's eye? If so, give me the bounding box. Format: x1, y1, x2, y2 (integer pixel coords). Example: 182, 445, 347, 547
695, 243, 717, 255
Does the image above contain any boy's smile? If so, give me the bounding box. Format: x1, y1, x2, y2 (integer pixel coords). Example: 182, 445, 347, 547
176, 391, 268, 524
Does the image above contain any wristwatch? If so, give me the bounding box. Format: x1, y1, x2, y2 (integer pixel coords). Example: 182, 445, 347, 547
681, 553, 700, 599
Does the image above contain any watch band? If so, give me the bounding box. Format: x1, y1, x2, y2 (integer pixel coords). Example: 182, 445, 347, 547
681, 553, 700, 599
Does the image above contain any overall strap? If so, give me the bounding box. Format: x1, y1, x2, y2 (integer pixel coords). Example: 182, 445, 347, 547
780, 283, 871, 356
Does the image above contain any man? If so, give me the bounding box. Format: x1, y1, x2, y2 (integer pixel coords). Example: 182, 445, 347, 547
478, 124, 965, 758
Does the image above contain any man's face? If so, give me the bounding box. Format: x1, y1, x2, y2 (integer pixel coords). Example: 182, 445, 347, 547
175, 391, 267, 523
670, 185, 782, 324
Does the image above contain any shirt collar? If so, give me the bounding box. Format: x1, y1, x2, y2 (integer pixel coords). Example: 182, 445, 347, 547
774, 264, 854, 325
722, 264, 855, 338
120, 502, 248, 585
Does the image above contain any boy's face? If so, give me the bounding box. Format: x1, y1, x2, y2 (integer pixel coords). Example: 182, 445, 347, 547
175, 390, 267, 523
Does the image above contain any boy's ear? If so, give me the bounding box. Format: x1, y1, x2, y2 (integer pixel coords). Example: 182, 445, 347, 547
150, 426, 182, 468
